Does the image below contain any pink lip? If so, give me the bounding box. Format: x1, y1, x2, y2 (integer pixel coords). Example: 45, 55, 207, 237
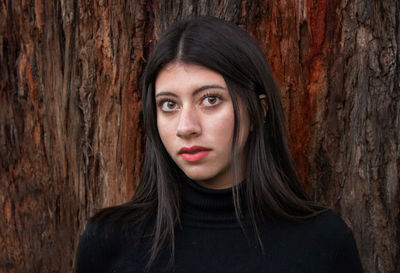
179, 146, 211, 162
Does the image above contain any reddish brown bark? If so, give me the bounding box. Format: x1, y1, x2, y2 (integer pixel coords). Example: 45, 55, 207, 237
0, 1, 398, 273
0, 1, 147, 272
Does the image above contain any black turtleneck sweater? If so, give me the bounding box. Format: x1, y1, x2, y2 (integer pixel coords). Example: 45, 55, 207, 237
74, 180, 364, 273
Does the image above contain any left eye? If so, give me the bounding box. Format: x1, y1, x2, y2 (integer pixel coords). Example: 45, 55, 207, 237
202, 96, 220, 106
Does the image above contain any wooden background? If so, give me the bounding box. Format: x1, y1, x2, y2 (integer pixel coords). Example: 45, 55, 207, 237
0, 1, 399, 272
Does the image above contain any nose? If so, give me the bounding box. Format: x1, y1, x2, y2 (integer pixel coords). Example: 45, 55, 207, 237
176, 106, 201, 139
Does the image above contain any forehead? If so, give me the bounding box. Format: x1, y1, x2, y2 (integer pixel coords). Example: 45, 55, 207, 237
154, 62, 228, 95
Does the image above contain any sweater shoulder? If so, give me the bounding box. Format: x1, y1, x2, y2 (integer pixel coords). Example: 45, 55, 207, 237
265, 210, 356, 254
308, 209, 353, 234
269, 209, 352, 233
309, 210, 364, 272
74, 218, 117, 273
74, 203, 151, 273
292, 209, 355, 246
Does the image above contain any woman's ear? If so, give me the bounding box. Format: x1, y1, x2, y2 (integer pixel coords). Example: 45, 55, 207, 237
259, 94, 268, 120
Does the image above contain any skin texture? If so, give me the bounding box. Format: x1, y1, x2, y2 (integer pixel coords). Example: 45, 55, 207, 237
155, 62, 250, 189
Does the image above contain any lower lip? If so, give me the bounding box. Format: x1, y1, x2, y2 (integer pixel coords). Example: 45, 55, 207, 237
181, 150, 210, 162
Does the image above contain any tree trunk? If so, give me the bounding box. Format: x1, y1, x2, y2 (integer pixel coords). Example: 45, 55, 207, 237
0, 1, 146, 272
0, 1, 398, 273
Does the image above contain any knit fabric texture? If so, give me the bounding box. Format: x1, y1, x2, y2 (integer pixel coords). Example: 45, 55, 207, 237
74, 179, 364, 273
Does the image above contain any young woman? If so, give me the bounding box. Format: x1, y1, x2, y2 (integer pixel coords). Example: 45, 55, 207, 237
74, 17, 364, 273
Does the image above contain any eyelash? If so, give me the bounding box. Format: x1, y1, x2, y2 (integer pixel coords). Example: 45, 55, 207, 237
200, 92, 223, 106
157, 92, 223, 112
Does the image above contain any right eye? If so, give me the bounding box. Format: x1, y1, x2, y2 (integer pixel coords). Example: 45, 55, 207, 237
160, 100, 178, 112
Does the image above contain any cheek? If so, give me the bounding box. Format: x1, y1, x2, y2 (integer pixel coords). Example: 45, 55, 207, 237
204, 111, 235, 146
157, 116, 175, 150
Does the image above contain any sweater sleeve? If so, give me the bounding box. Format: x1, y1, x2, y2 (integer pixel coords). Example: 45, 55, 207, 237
74, 224, 113, 273
333, 228, 364, 273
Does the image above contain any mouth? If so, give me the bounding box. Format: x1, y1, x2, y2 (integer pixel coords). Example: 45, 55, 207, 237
178, 146, 212, 162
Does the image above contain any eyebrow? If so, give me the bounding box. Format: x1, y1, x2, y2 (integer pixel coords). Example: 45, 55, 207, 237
155, 84, 226, 98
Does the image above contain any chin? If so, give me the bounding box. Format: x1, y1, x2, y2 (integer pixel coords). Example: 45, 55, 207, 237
184, 171, 214, 182
178, 162, 230, 184
180, 166, 216, 181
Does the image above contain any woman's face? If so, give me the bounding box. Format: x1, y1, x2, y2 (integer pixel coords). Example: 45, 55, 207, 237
155, 62, 250, 189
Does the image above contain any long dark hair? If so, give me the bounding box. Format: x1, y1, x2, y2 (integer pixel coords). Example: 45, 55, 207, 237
90, 16, 323, 269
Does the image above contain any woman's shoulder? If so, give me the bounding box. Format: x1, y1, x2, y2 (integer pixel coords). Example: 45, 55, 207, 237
81, 201, 156, 245
305, 210, 364, 272
74, 212, 120, 273
306, 209, 353, 233
270, 209, 352, 230
74, 202, 154, 273
285, 209, 356, 243
291, 210, 361, 264
265, 209, 357, 252
263, 210, 363, 272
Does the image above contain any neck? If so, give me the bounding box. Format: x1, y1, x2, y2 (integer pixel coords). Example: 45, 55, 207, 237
180, 178, 249, 229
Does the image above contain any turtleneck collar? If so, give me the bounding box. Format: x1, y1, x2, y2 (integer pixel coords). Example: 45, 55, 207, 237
180, 178, 249, 229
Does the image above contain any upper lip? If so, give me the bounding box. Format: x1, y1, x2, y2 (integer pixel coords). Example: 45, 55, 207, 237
178, 146, 211, 154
